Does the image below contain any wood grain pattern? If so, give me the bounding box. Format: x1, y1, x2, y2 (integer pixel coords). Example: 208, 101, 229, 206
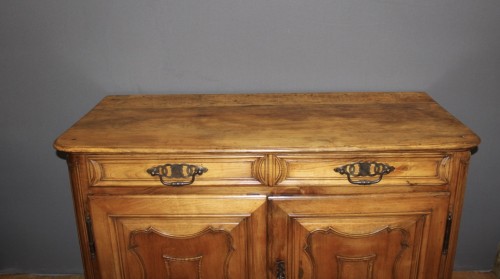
1, 272, 496, 279
86, 154, 262, 187
2, 272, 496, 279
54, 92, 480, 153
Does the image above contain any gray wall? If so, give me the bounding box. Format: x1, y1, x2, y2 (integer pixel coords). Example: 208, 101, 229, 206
1, 0, 499, 274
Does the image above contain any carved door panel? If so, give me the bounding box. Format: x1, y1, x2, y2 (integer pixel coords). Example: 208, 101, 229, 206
269, 193, 450, 279
89, 195, 267, 279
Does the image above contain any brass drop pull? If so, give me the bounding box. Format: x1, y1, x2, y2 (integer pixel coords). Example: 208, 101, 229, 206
334, 161, 395, 185
147, 163, 208, 187
276, 260, 286, 279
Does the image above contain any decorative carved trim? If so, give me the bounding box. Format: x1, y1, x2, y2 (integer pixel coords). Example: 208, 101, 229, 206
252, 155, 288, 186
88, 159, 103, 186
438, 155, 452, 184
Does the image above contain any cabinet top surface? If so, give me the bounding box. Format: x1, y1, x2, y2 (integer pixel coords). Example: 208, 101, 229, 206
54, 92, 480, 153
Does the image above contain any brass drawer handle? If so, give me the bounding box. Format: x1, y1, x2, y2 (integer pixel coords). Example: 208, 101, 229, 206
147, 163, 208, 187
334, 161, 395, 185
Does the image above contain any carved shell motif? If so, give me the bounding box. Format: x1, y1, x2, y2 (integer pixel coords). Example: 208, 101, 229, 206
252, 155, 288, 186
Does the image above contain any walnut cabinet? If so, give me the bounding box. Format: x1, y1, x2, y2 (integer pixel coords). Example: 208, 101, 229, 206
54, 92, 480, 279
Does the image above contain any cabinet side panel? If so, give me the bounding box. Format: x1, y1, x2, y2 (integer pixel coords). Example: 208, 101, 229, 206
440, 151, 473, 279
67, 154, 100, 279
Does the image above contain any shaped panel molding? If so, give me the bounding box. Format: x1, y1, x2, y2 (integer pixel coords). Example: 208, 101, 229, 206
129, 227, 234, 279
336, 254, 377, 279
305, 226, 409, 279
163, 256, 203, 279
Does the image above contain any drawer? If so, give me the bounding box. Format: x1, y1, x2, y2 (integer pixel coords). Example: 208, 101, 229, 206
86, 155, 263, 187
86, 153, 452, 188
278, 153, 452, 187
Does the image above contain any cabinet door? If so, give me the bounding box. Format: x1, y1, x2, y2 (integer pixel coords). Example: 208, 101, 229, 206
89, 195, 267, 279
269, 193, 449, 279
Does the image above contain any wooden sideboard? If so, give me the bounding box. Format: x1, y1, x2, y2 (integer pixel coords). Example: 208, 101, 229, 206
54, 92, 480, 279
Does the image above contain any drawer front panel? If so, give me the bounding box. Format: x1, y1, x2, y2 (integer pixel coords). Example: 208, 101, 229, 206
279, 153, 451, 187
87, 153, 452, 187
87, 155, 262, 187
